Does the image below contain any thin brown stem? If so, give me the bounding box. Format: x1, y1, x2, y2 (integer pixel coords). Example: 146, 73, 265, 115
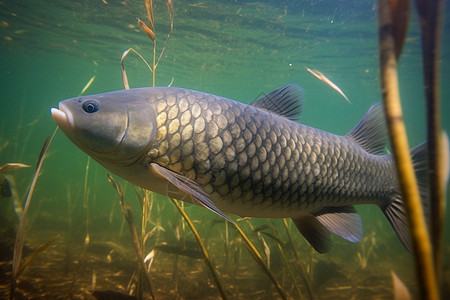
171, 198, 228, 300
11, 127, 58, 299
378, 0, 438, 299
231, 222, 287, 300
414, 0, 446, 284
107, 175, 155, 300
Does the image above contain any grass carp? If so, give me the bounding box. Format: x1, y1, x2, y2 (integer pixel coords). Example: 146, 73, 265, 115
51, 84, 432, 253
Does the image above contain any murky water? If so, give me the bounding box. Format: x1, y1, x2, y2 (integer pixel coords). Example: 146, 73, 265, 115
1, 0, 449, 299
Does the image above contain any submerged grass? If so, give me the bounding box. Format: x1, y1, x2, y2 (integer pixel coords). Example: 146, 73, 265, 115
10, 128, 58, 299
107, 174, 155, 300
231, 221, 288, 300
378, 0, 446, 298
415, 0, 447, 285
121, 0, 174, 89
171, 198, 228, 300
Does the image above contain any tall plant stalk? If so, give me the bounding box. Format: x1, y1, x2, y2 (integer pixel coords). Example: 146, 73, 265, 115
283, 218, 314, 300
414, 0, 446, 284
377, 0, 439, 299
107, 174, 155, 300
122, 0, 174, 89
10, 128, 58, 299
116, 1, 176, 298
231, 222, 287, 300
171, 198, 228, 300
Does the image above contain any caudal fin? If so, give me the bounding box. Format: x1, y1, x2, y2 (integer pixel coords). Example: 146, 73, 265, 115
381, 142, 428, 252
382, 133, 450, 252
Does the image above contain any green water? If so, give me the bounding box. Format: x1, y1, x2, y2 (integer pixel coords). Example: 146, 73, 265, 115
1, 0, 449, 299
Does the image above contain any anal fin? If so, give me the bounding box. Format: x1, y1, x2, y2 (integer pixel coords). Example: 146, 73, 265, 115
292, 216, 331, 253
151, 163, 233, 223
315, 206, 363, 243
292, 205, 363, 253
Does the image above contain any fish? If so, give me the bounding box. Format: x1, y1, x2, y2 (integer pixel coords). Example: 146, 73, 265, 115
51, 84, 432, 253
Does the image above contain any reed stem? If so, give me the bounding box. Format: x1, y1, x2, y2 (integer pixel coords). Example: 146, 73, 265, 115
283, 218, 315, 300
10, 127, 58, 299
171, 198, 228, 300
414, 0, 446, 284
378, 1, 438, 299
231, 222, 287, 300
107, 174, 155, 300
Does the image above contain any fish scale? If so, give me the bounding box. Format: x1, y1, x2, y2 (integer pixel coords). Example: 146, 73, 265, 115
52, 84, 433, 253
146, 88, 395, 214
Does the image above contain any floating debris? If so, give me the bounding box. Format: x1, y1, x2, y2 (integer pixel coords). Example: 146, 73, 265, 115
306, 67, 351, 104
391, 271, 411, 300
80, 75, 96, 96
0, 163, 30, 173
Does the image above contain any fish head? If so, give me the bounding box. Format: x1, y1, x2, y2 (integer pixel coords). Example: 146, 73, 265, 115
51, 89, 157, 165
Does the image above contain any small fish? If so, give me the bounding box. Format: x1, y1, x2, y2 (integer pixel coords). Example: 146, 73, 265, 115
51, 84, 439, 253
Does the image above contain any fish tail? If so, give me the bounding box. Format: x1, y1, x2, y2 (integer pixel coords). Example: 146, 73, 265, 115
381, 132, 449, 252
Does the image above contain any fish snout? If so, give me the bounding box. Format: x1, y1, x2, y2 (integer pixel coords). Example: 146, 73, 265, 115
51, 103, 74, 130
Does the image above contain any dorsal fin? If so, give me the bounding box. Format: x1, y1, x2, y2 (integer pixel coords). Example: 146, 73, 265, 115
251, 84, 304, 121
346, 103, 387, 155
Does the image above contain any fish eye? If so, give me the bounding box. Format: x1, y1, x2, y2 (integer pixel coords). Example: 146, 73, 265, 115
82, 100, 99, 113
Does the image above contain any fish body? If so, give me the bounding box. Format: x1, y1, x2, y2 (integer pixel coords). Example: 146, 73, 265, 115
51, 84, 430, 252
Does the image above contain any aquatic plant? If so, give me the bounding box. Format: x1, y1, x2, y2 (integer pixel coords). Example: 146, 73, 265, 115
171, 198, 228, 299
377, 0, 446, 298
415, 0, 447, 284
282, 218, 315, 300
231, 220, 288, 299
10, 130, 58, 299
356, 231, 377, 270
0, 163, 30, 221
253, 222, 308, 300
121, 0, 174, 89
107, 174, 155, 300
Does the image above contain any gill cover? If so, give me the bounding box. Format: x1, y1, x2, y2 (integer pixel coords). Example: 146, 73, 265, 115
60, 90, 157, 163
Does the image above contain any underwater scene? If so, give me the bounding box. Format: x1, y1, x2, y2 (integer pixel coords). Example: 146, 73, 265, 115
1, 0, 449, 299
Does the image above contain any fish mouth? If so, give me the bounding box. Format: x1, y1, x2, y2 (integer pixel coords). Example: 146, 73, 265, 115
51, 103, 74, 130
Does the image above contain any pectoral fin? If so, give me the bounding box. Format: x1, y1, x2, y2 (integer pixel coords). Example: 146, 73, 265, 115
151, 163, 233, 223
